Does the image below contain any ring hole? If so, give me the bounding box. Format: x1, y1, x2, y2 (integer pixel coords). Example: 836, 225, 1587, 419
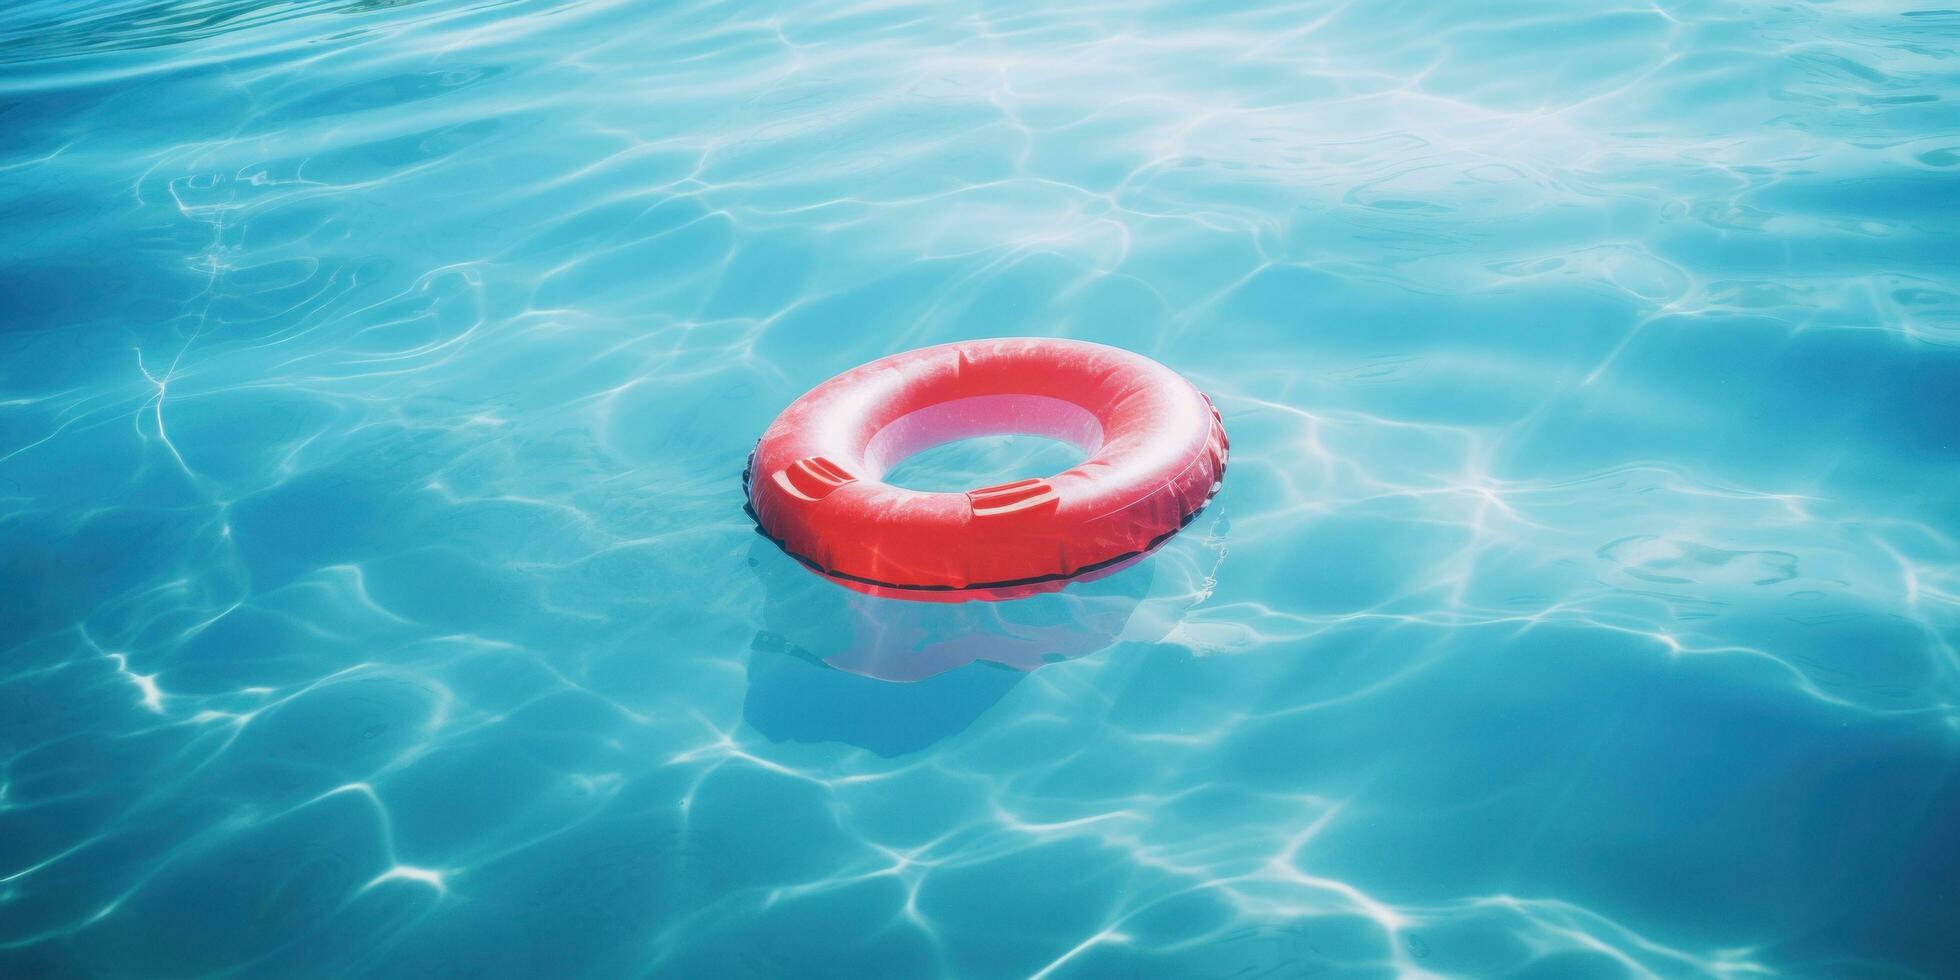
863, 394, 1104, 492
881, 435, 1086, 493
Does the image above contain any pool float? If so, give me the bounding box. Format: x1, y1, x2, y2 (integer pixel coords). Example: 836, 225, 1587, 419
744, 338, 1228, 601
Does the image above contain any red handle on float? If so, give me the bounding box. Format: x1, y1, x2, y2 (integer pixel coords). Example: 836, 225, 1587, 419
967, 478, 1059, 520
773, 456, 856, 502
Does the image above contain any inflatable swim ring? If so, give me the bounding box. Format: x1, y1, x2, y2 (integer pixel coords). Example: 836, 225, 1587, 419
744, 338, 1228, 601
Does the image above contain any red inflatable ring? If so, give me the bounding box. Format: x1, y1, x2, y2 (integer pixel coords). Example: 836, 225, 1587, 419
745, 338, 1228, 601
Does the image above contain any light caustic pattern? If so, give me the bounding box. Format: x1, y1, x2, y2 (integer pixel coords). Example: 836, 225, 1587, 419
2, 0, 1958, 976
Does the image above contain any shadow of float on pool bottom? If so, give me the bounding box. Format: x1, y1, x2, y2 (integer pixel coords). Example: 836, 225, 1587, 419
743, 633, 1028, 757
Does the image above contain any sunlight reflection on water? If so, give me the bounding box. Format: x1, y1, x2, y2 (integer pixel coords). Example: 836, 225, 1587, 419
2, 0, 1958, 976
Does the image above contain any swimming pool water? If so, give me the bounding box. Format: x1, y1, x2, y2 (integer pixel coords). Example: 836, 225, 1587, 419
2, 0, 1958, 976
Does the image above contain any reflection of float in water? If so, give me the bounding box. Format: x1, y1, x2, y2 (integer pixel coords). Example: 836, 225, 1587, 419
741, 515, 1226, 755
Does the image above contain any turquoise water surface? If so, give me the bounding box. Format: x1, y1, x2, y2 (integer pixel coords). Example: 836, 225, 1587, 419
4, 1, 1960, 977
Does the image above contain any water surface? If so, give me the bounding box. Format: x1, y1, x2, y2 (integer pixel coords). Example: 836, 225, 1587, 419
3, 0, 1959, 977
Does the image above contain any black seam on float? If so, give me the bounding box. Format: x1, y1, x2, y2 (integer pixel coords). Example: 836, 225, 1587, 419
741, 442, 1226, 594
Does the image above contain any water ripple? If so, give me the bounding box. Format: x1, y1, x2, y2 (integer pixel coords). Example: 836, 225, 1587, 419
4, 0, 1959, 976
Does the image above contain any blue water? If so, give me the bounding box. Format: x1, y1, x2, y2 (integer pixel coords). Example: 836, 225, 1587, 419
3, 0, 1959, 976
